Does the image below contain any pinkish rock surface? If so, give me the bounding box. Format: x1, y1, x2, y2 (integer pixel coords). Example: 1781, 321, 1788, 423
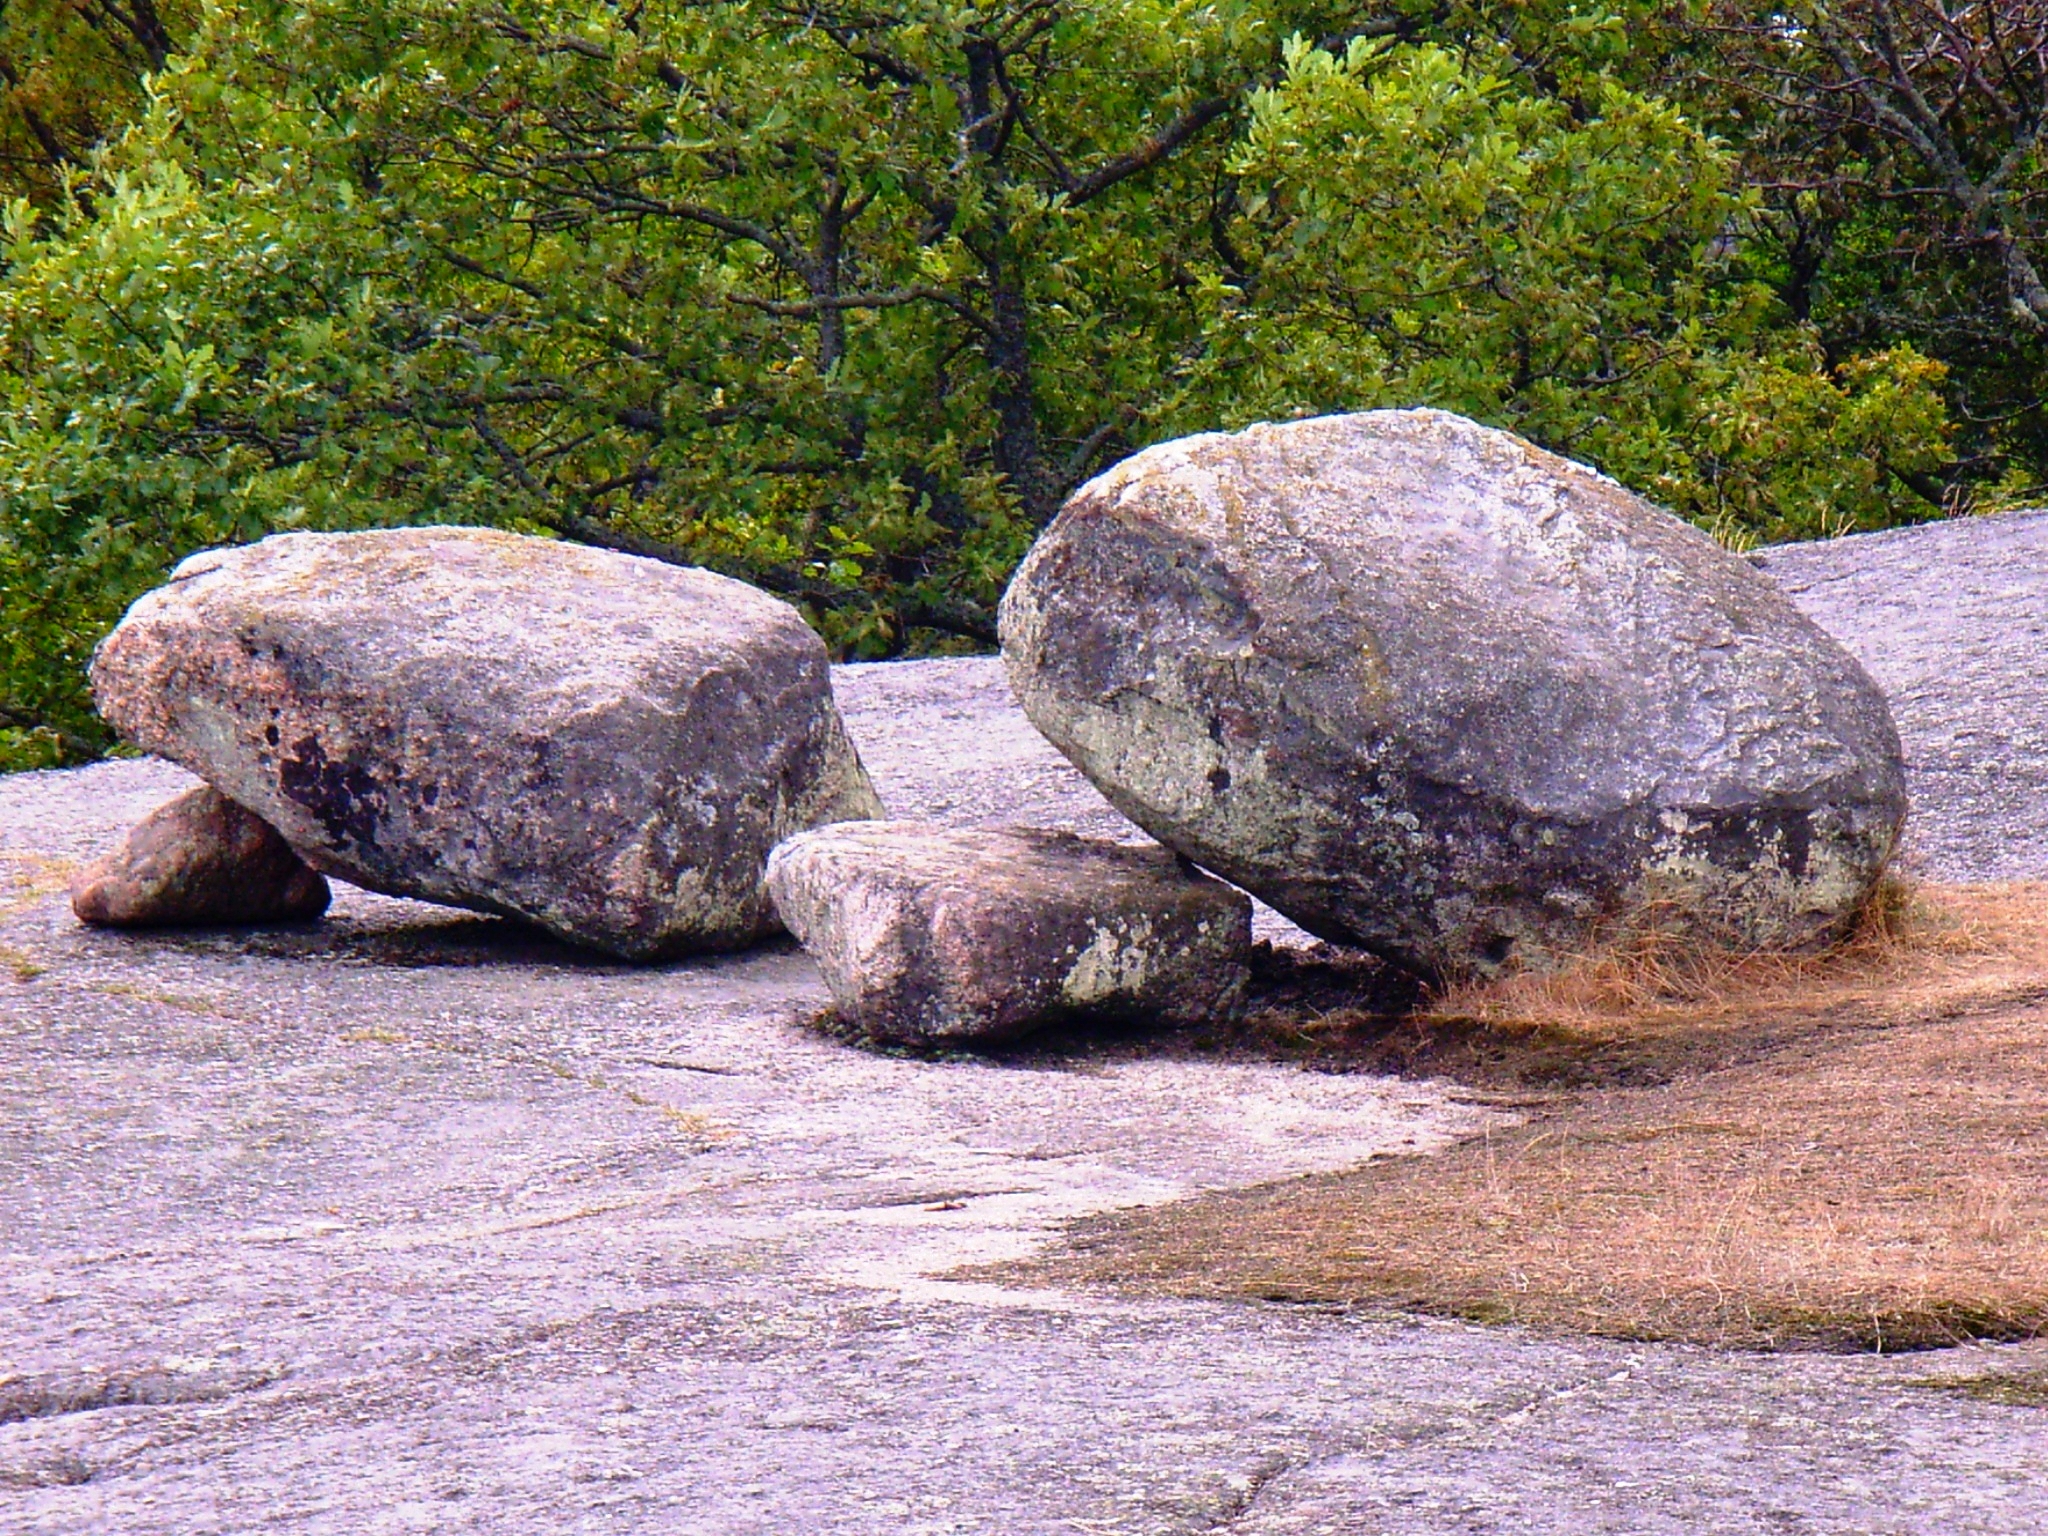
70, 784, 329, 927
88, 527, 881, 959
6, 512, 2048, 1534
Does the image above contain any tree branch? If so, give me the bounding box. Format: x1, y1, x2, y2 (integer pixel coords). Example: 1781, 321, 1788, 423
545, 511, 998, 645
1066, 95, 1232, 206
727, 285, 995, 334
0, 706, 102, 762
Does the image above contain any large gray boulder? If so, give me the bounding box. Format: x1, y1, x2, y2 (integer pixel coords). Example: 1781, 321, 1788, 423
999, 410, 1907, 979
767, 822, 1251, 1044
91, 528, 883, 958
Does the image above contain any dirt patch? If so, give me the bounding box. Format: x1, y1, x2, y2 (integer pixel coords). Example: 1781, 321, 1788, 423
983, 883, 2048, 1352
1917, 1366, 2048, 1408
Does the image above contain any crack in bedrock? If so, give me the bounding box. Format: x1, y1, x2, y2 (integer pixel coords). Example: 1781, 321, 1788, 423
1177, 1367, 1658, 1532
1194, 1451, 1301, 1532
0, 1364, 287, 1426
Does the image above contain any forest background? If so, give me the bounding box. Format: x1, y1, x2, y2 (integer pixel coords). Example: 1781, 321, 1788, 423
0, 0, 2038, 767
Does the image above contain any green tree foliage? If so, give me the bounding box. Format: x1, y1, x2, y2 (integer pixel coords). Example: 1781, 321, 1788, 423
1169, 33, 1954, 540
1678, 0, 2048, 506
0, 0, 187, 204
0, 0, 1972, 767
0, 151, 446, 764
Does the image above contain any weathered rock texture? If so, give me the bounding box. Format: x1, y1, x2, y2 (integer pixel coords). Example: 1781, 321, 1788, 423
90, 527, 882, 958
767, 822, 1251, 1043
1752, 507, 2048, 884
1000, 409, 1907, 977
69, 784, 329, 926
9, 498, 2048, 1533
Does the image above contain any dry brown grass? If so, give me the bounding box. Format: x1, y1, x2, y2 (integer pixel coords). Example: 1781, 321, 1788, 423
986, 881, 2048, 1352
1918, 1364, 2048, 1407
1236, 880, 2048, 1089
1441, 872, 1992, 1018
0, 851, 77, 921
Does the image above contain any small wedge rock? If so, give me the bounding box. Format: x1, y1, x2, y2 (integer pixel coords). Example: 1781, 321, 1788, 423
72, 785, 330, 927
767, 821, 1251, 1044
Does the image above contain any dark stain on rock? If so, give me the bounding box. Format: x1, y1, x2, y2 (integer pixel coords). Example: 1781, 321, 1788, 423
1781, 808, 1816, 880
1035, 514, 1257, 701
0, 1364, 286, 1426
1659, 803, 1825, 885
279, 735, 388, 853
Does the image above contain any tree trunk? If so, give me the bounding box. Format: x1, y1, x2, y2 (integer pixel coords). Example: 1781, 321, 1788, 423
980, 229, 1053, 526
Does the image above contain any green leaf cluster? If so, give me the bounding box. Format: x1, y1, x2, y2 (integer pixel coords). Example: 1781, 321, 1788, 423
1168, 33, 1951, 543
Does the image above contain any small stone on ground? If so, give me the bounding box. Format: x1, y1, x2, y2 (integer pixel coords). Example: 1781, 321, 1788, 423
69, 784, 329, 927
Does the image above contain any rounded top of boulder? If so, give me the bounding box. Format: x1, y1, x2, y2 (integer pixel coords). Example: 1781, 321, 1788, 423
1084, 405, 1638, 516
1005, 408, 1898, 820
134, 526, 820, 690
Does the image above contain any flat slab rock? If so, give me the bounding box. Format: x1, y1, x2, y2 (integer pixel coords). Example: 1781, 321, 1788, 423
1002, 409, 1907, 978
69, 784, 329, 927
88, 527, 882, 959
768, 822, 1251, 1043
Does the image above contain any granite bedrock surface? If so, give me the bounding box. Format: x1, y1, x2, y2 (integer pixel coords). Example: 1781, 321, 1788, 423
2, 509, 2047, 1533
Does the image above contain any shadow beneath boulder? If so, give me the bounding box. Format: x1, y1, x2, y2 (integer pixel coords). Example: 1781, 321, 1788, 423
123, 909, 622, 970
808, 938, 1430, 1071
807, 882, 2048, 1088
244, 915, 624, 970
107, 896, 818, 976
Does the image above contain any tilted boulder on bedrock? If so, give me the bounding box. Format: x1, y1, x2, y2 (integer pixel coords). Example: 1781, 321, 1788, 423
71, 784, 330, 927
767, 821, 1251, 1044
90, 527, 883, 959
998, 409, 1908, 979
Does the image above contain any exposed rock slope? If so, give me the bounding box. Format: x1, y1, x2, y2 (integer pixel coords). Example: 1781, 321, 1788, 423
2, 509, 2046, 1533
1752, 507, 2048, 883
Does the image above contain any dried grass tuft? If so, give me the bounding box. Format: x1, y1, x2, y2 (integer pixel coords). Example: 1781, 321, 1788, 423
1434, 872, 1979, 1031
1918, 1366, 2048, 1407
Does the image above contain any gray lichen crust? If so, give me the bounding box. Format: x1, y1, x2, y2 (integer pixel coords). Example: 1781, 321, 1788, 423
767, 821, 1252, 1043
999, 409, 1908, 979
90, 527, 883, 958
